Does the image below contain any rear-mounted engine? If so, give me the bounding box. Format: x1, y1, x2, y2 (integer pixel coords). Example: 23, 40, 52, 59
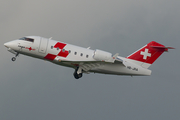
93, 49, 112, 62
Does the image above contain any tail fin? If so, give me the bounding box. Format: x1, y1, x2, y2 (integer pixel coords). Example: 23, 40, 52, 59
126, 41, 174, 68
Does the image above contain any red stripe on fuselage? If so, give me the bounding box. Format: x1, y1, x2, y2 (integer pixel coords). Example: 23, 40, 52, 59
58, 50, 69, 57
54, 42, 66, 49
44, 42, 69, 61
44, 54, 57, 61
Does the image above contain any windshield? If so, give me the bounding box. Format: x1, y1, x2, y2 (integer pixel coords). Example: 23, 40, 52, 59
19, 37, 34, 42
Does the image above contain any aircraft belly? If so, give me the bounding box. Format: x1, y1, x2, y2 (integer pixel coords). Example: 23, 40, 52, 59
91, 63, 151, 76
90, 64, 127, 75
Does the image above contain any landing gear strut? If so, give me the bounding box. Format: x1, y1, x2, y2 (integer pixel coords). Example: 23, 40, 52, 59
12, 53, 19, 61
73, 67, 83, 79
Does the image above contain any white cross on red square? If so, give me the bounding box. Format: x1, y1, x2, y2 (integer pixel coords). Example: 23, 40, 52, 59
140, 48, 151, 60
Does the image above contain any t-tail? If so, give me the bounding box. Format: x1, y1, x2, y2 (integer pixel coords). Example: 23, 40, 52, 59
126, 41, 174, 68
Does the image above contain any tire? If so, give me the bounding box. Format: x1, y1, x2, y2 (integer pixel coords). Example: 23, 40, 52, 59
73, 68, 83, 79
12, 57, 16, 61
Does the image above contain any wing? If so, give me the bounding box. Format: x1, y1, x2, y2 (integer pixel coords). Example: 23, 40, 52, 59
60, 60, 106, 73
59, 53, 126, 73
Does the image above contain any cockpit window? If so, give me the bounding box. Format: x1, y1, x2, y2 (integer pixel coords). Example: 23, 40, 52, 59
19, 37, 26, 40
19, 37, 34, 42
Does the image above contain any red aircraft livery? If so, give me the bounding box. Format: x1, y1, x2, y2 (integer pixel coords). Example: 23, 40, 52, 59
44, 42, 69, 61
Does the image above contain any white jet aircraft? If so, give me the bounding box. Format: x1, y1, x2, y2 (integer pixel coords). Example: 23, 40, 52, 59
4, 36, 174, 79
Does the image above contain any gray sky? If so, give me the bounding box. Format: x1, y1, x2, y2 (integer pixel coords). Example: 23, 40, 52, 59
0, 0, 180, 120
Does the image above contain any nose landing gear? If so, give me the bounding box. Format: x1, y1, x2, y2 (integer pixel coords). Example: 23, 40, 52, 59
11, 53, 19, 61
12, 57, 16, 61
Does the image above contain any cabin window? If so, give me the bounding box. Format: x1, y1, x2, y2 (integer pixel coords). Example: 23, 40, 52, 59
80, 53, 83, 56
69, 50, 71, 53
86, 55, 89, 58
62, 49, 65, 52
57, 47, 59, 50
51, 46, 53, 49
74, 52, 77, 55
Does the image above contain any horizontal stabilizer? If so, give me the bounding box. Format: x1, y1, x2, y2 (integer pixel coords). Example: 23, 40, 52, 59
150, 46, 175, 52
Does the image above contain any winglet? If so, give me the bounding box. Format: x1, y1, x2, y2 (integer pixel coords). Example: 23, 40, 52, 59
113, 53, 119, 59
106, 53, 119, 63
87, 47, 91, 49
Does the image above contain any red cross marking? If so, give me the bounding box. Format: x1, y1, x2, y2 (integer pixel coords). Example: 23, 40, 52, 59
25, 47, 35, 51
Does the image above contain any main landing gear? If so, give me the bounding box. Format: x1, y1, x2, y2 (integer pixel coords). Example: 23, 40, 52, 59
11, 53, 19, 61
73, 67, 83, 79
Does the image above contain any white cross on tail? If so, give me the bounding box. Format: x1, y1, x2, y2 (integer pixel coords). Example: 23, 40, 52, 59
140, 48, 151, 60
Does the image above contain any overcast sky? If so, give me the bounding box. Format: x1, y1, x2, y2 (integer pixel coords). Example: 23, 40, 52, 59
0, 0, 180, 120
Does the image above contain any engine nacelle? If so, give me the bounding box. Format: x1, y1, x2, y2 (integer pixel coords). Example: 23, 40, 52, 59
93, 49, 112, 62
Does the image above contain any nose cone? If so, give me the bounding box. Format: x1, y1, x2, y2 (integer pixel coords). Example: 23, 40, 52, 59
4, 40, 20, 52
4, 42, 11, 48
4, 41, 16, 48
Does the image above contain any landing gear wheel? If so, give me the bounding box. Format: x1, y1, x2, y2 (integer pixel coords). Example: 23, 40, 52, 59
11, 53, 19, 62
73, 72, 83, 79
73, 67, 83, 79
12, 57, 16, 61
